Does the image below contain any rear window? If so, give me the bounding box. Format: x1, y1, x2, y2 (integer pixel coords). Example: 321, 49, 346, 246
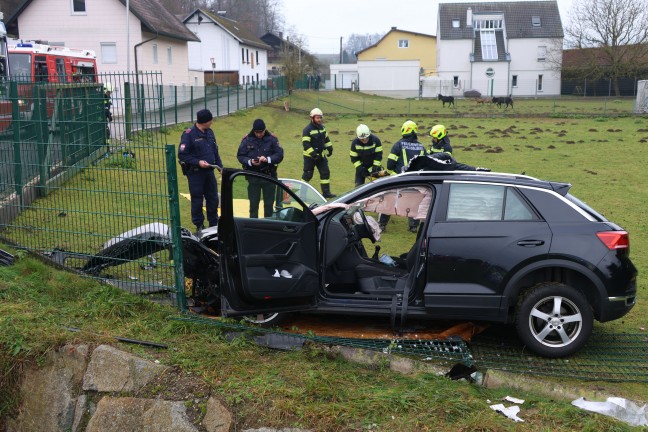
565, 194, 608, 222
447, 183, 538, 221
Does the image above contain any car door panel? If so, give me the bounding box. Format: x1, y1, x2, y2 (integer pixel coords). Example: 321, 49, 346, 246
219, 169, 319, 313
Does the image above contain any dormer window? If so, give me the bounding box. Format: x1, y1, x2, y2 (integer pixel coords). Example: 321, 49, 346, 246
398, 39, 409, 48
452, 19, 460, 28
532, 16, 541, 27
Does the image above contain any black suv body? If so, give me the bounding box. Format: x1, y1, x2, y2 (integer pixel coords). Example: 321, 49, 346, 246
217, 169, 637, 357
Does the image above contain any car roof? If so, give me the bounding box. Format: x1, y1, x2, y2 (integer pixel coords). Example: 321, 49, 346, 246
378, 171, 573, 196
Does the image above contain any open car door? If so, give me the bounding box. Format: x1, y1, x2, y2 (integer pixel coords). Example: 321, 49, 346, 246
219, 169, 321, 316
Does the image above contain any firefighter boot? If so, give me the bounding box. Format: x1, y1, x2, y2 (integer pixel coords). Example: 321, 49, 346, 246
321, 184, 336, 199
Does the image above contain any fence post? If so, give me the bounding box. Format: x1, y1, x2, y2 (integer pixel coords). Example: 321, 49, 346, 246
190, 86, 194, 123
227, 86, 230, 114
204, 85, 208, 110
124, 82, 132, 140
159, 85, 164, 128
165, 144, 187, 311
216, 85, 219, 117
245, 84, 248, 108
10, 81, 23, 200
174, 86, 178, 124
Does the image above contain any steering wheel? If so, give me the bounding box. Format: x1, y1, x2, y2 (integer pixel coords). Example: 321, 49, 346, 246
357, 208, 377, 243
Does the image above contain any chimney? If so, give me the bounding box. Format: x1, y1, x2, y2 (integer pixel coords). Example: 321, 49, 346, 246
391, 26, 397, 30
467, 8, 473, 27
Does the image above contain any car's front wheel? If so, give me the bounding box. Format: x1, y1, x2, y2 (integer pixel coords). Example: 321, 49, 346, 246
515, 282, 593, 358
242, 313, 285, 327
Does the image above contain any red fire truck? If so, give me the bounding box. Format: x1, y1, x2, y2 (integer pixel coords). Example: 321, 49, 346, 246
8, 41, 98, 83
0, 18, 11, 132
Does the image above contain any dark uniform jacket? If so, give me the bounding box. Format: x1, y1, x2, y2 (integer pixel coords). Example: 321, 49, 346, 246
302, 122, 332, 158
386, 134, 426, 174
350, 134, 383, 172
178, 125, 222, 174
430, 136, 452, 154
237, 130, 284, 175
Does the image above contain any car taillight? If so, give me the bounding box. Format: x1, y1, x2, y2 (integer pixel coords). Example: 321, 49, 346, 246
596, 231, 629, 250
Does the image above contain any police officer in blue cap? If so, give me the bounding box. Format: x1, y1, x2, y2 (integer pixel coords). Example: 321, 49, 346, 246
178, 109, 223, 235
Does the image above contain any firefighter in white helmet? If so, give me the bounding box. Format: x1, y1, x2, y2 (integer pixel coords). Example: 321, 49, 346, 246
349, 124, 383, 186
301, 108, 336, 198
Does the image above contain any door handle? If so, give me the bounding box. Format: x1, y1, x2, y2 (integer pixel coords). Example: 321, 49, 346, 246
283, 225, 298, 233
517, 240, 545, 247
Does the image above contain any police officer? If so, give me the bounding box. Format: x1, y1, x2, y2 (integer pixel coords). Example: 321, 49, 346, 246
302, 108, 336, 198
350, 124, 383, 187
381, 120, 426, 233
178, 109, 223, 235
237, 118, 284, 218
429, 124, 453, 155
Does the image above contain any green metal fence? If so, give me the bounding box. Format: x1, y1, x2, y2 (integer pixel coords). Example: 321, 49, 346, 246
0, 72, 289, 308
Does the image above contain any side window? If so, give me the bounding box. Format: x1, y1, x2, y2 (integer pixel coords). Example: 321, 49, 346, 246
55, 58, 66, 83
447, 183, 537, 221
71, 0, 86, 14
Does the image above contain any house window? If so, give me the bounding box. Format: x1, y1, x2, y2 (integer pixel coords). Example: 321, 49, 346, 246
475, 19, 502, 29
453, 76, 459, 87
167, 47, 172, 65
452, 19, 460, 28
152, 44, 158, 64
537, 74, 543, 92
71, 0, 86, 14
100, 43, 117, 64
256, 51, 259, 64
537, 46, 546, 61
532, 16, 541, 27
242, 48, 245, 62
246, 49, 249, 64
398, 39, 409, 48
512, 75, 518, 87
481, 30, 498, 60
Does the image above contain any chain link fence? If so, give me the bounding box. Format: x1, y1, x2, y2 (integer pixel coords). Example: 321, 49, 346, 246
0, 73, 288, 309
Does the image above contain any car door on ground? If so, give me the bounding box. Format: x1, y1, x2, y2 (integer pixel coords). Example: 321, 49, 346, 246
424, 181, 552, 319
219, 169, 320, 314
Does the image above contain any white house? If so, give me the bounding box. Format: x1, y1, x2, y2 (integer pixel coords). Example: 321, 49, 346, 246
183, 9, 271, 87
7, 0, 200, 86
436, 1, 563, 97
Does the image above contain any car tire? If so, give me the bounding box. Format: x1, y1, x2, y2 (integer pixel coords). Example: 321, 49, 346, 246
515, 282, 593, 358
242, 312, 286, 328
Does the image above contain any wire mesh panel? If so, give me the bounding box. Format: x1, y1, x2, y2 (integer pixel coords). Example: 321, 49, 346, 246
0, 72, 182, 306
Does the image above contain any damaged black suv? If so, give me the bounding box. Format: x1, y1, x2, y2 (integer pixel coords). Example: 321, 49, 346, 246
215, 169, 637, 358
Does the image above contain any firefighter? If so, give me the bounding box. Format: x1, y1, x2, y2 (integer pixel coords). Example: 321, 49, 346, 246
178, 109, 223, 235
429, 124, 453, 155
381, 120, 426, 233
301, 108, 336, 198
350, 124, 383, 186
103, 83, 113, 142
237, 118, 284, 218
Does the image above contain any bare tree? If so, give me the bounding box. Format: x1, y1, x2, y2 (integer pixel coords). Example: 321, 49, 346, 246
564, 0, 648, 95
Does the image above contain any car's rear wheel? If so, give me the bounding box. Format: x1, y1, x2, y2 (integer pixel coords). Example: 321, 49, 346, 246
515, 282, 593, 358
242, 313, 285, 327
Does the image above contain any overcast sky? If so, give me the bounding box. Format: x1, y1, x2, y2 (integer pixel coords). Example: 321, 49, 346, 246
279, 0, 575, 54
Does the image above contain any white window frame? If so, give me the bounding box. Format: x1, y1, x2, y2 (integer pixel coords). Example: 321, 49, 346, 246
452, 19, 460, 28
100, 43, 117, 64
537, 45, 546, 61
532, 16, 541, 27
152, 44, 158, 64
398, 39, 409, 48
512, 75, 518, 87
71, 0, 86, 14
537, 74, 544, 92
167, 47, 172, 65
480, 30, 498, 60
453, 76, 459, 87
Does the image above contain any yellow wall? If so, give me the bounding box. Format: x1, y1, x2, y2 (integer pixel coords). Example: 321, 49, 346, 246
357, 30, 436, 75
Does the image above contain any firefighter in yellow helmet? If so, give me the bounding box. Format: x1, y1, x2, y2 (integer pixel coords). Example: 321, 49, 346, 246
301, 108, 336, 198
429, 124, 453, 155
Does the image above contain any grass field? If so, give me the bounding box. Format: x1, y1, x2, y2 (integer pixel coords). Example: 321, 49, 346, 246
1, 90, 647, 430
